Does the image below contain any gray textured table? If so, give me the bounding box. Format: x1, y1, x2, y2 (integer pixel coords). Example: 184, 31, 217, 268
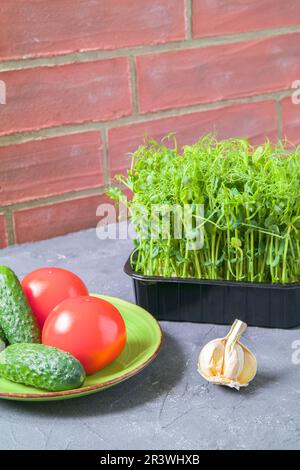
0, 226, 299, 450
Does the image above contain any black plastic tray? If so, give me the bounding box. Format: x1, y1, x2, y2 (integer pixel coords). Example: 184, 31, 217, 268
124, 255, 300, 328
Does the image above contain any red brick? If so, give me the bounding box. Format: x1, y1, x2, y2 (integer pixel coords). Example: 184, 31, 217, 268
193, 0, 300, 38
108, 101, 277, 177
0, 0, 185, 60
13, 194, 116, 244
0, 214, 8, 248
0, 133, 103, 206
0, 59, 131, 136
136, 34, 300, 113
282, 96, 300, 144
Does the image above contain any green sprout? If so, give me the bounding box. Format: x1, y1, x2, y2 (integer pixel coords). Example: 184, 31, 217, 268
108, 135, 300, 284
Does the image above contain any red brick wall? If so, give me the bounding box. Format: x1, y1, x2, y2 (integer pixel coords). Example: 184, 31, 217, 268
0, 0, 300, 246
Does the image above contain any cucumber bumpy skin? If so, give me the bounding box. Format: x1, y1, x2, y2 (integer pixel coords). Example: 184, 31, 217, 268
0, 344, 86, 392
0, 266, 40, 344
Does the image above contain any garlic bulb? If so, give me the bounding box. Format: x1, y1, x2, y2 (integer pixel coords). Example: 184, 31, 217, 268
198, 319, 257, 390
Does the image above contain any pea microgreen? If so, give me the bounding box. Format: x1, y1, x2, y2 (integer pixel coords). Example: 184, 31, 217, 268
108, 135, 300, 283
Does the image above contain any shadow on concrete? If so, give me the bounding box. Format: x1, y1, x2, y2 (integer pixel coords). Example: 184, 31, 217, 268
0, 332, 185, 418
219, 369, 285, 397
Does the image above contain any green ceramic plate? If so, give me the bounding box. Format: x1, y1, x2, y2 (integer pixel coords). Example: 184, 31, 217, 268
0, 294, 163, 401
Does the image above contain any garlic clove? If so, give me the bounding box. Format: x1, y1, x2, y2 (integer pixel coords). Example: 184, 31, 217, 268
222, 319, 246, 380
223, 342, 244, 380
197, 319, 257, 390
198, 339, 225, 379
236, 346, 257, 385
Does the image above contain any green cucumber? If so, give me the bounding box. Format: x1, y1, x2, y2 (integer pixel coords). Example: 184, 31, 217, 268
0, 266, 40, 344
0, 344, 86, 391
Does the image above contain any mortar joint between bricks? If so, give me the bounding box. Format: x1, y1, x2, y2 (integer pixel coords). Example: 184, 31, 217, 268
4, 186, 109, 213
1, 25, 300, 72
129, 55, 139, 116
185, 0, 193, 40
0, 90, 294, 147
100, 128, 110, 186
2, 208, 15, 245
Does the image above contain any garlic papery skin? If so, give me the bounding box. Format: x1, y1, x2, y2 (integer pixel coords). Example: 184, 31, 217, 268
198, 319, 257, 390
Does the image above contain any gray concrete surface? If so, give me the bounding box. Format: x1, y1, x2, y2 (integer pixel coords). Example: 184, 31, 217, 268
0, 225, 299, 450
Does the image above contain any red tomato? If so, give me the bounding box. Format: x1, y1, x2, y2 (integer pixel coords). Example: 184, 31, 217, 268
42, 296, 127, 374
21, 267, 88, 329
